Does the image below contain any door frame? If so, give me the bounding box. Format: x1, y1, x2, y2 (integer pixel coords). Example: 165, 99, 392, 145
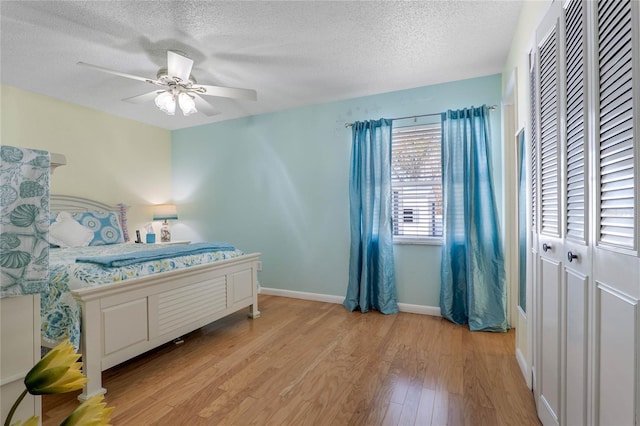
502, 69, 518, 329
503, 69, 534, 389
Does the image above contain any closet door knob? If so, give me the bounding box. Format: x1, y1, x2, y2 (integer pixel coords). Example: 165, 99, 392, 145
568, 251, 578, 263
542, 243, 552, 252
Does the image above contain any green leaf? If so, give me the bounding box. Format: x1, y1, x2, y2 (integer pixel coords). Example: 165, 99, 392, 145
0, 146, 24, 163
0, 251, 31, 269
19, 181, 45, 198
0, 185, 19, 207
10, 204, 39, 227
0, 233, 21, 250
33, 248, 49, 265
27, 156, 50, 168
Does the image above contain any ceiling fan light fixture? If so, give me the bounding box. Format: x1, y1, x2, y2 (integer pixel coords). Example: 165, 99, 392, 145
155, 90, 176, 115
78, 50, 256, 118
178, 92, 197, 116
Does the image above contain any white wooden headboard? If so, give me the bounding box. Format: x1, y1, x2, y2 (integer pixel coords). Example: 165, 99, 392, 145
50, 194, 119, 212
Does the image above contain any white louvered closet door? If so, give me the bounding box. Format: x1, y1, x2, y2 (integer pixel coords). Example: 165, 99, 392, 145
561, 1, 589, 425
533, 1, 591, 425
534, 3, 564, 425
531, 1, 640, 425
592, 0, 640, 425
528, 44, 540, 401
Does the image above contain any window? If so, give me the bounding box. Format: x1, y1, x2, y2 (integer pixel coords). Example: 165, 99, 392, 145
391, 123, 443, 242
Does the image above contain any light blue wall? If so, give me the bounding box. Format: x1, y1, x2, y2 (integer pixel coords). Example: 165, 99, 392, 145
171, 74, 503, 308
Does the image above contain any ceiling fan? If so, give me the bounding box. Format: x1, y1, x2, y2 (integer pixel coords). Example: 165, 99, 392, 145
77, 50, 257, 117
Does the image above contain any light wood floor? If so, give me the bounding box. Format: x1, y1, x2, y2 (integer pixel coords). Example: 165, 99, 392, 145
43, 295, 540, 426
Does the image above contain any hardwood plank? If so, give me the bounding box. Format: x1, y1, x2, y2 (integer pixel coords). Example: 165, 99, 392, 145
42, 296, 541, 426
327, 312, 398, 425
414, 387, 436, 425
397, 378, 423, 425
448, 393, 465, 425
288, 398, 325, 426
431, 389, 449, 425
110, 398, 174, 425
381, 402, 403, 426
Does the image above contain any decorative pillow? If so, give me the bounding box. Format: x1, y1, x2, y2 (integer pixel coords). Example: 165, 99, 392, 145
118, 203, 130, 242
48, 212, 59, 247
71, 211, 125, 246
49, 212, 94, 248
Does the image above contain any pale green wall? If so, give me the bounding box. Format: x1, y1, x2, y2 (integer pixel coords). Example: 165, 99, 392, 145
502, 0, 551, 128
0, 85, 172, 233
172, 74, 503, 307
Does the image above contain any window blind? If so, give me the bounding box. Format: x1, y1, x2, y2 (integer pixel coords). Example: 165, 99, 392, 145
391, 124, 443, 238
597, 0, 635, 249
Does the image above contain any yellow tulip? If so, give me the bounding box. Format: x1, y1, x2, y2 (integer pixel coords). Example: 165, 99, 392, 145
24, 340, 87, 395
60, 395, 114, 426
10, 416, 39, 426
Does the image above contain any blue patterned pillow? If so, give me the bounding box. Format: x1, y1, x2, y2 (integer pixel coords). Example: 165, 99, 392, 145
70, 211, 124, 246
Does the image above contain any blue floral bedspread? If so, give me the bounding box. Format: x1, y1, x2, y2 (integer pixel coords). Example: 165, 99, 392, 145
41, 243, 244, 349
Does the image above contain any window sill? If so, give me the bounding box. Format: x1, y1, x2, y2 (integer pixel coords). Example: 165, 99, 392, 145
393, 237, 443, 246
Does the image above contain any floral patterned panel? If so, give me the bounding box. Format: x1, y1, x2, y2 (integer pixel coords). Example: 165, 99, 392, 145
42, 243, 244, 349
0, 145, 50, 298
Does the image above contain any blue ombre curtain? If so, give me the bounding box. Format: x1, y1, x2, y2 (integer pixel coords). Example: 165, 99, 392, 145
344, 119, 398, 315
440, 106, 507, 331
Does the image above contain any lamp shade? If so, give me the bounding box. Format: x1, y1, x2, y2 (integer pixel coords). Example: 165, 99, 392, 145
153, 204, 178, 221
155, 91, 176, 115
178, 92, 197, 116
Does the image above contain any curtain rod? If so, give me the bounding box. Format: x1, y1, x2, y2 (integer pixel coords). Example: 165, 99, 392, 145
344, 105, 497, 128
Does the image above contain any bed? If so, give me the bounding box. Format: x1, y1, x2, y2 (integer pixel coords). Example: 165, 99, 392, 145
43, 195, 261, 400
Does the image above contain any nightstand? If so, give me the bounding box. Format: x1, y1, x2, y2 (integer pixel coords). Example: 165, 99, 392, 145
155, 240, 190, 246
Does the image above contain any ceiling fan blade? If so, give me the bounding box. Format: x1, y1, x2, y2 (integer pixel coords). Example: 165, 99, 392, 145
167, 51, 194, 83
193, 94, 220, 116
77, 62, 159, 85
122, 91, 162, 104
195, 84, 257, 101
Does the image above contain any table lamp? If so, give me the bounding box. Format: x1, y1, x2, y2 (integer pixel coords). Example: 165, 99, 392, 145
153, 204, 178, 242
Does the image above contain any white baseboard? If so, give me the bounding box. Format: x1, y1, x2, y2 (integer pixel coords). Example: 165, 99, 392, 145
259, 287, 440, 317
397, 302, 441, 316
515, 347, 532, 389
259, 287, 344, 304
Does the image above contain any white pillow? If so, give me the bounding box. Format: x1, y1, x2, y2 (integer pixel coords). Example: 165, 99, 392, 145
49, 212, 94, 248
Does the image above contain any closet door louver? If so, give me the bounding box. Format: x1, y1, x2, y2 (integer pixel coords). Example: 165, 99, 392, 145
539, 26, 561, 237
597, 0, 635, 249
565, 0, 586, 242
530, 56, 538, 231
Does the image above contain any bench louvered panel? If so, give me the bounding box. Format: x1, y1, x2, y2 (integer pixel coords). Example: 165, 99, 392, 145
157, 277, 227, 335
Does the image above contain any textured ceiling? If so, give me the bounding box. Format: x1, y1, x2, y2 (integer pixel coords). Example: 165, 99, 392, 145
1, 1, 523, 130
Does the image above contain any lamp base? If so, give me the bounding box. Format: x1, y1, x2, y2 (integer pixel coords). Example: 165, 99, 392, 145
160, 221, 171, 242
